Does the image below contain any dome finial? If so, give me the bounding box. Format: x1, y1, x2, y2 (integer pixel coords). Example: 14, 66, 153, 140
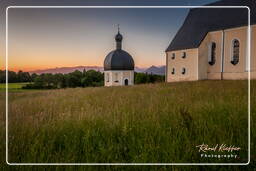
115, 24, 123, 49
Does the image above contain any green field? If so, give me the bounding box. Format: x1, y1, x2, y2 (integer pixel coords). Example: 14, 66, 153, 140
0, 80, 255, 170
0, 82, 30, 90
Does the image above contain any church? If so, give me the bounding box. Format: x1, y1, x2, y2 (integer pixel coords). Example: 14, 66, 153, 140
104, 28, 135, 86
165, 0, 256, 82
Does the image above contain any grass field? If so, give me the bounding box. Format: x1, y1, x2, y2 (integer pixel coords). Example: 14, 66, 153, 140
0, 82, 30, 91
0, 80, 255, 170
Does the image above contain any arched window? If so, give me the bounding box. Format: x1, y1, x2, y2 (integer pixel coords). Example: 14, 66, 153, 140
208, 42, 216, 65
171, 68, 175, 75
231, 39, 239, 65
182, 68, 186, 75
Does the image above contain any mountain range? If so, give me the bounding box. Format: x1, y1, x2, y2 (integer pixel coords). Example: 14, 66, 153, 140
144, 65, 166, 75
29, 65, 166, 75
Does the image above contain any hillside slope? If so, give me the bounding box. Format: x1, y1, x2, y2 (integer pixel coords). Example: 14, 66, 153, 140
0, 80, 255, 169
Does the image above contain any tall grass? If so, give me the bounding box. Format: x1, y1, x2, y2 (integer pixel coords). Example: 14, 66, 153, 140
0, 80, 255, 170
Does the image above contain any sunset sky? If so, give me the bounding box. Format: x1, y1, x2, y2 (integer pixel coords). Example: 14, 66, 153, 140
0, 0, 216, 72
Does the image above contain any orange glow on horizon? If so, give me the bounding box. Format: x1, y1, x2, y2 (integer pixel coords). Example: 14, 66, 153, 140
1, 64, 162, 72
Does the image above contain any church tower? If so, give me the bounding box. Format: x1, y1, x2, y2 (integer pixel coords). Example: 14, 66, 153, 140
103, 28, 135, 86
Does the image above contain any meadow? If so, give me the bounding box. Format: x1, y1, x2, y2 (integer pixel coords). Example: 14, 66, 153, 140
0, 80, 255, 170
0, 82, 29, 91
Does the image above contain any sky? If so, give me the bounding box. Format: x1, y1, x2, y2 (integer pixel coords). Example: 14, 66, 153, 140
0, 0, 217, 72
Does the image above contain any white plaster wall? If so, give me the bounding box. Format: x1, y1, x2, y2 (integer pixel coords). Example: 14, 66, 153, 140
104, 70, 134, 86
166, 25, 256, 81
166, 48, 198, 82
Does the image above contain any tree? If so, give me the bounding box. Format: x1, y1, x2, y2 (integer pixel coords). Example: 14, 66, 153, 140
54, 73, 66, 88
33, 76, 44, 88
81, 70, 104, 87
42, 73, 54, 87
31, 73, 38, 82
82, 69, 86, 77
135, 73, 149, 84
16, 70, 31, 82
0, 70, 5, 83
134, 72, 164, 84
8, 71, 18, 83
65, 70, 83, 87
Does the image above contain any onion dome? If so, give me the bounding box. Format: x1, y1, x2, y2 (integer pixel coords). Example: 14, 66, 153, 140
104, 29, 134, 71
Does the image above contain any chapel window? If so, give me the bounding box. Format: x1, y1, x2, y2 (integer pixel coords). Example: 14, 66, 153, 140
208, 42, 216, 65
231, 39, 239, 65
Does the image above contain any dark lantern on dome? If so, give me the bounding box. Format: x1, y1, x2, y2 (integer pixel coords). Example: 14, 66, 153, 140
115, 25, 123, 49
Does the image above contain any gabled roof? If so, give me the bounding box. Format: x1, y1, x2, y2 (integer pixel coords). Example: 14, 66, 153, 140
166, 0, 256, 52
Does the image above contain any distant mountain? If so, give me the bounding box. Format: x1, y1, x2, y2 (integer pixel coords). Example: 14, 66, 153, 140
29, 65, 166, 75
144, 65, 166, 75
29, 66, 103, 74
135, 67, 147, 73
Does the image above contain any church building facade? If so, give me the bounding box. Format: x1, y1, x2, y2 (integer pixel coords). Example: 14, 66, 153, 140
104, 29, 134, 86
166, 0, 256, 82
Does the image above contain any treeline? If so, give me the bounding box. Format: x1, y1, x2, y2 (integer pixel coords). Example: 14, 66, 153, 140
0, 70, 33, 83
0, 69, 104, 89
26, 71, 164, 89
135, 72, 165, 84
0, 69, 165, 89
23, 70, 104, 89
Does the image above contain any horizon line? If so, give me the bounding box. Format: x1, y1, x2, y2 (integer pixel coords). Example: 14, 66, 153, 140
0, 64, 166, 72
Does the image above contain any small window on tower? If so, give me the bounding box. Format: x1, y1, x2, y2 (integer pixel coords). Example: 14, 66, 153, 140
171, 68, 175, 74
182, 68, 186, 75
171, 53, 175, 59
182, 52, 186, 58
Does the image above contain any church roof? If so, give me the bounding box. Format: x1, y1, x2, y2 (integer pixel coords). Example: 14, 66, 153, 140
104, 49, 134, 71
166, 0, 256, 52
104, 30, 134, 71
